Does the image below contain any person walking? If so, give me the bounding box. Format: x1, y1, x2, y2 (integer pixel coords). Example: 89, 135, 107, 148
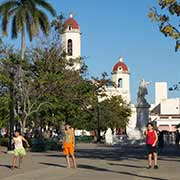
175, 130, 180, 147
145, 123, 159, 169
11, 130, 29, 169
158, 131, 164, 154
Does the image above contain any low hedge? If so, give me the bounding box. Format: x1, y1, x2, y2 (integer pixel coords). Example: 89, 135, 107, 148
0, 138, 8, 147
0, 136, 94, 151
30, 138, 62, 152
75, 136, 94, 143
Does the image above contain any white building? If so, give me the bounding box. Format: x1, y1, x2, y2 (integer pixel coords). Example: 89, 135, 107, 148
150, 82, 180, 132
105, 57, 131, 103
62, 14, 180, 135
61, 14, 81, 70
62, 15, 131, 103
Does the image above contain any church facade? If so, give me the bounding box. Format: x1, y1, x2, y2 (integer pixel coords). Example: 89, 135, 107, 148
62, 14, 180, 137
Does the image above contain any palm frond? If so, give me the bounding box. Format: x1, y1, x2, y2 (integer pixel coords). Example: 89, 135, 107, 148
26, 12, 33, 41
24, 0, 36, 13
0, 0, 55, 44
17, 7, 26, 31
34, 0, 56, 16
32, 14, 40, 36
11, 15, 18, 39
15, 10, 21, 31
0, 1, 17, 14
1, 14, 10, 36
35, 8, 50, 35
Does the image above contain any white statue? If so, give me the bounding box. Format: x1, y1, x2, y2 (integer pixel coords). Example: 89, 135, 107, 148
136, 79, 151, 131
137, 79, 150, 108
105, 128, 113, 145
127, 79, 151, 141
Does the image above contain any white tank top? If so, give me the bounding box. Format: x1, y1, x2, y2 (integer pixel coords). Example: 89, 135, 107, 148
13, 136, 23, 149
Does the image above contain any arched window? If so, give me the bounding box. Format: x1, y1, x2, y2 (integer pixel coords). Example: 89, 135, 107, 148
67, 39, 73, 56
68, 25, 72, 31
118, 78, 123, 88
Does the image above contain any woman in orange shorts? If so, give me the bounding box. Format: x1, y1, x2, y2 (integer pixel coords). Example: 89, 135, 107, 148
62, 123, 77, 168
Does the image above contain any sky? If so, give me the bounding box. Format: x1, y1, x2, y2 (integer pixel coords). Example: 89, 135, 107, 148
1, 0, 180, 103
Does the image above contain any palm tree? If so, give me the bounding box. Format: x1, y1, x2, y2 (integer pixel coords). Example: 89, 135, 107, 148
0, 0, 56, 59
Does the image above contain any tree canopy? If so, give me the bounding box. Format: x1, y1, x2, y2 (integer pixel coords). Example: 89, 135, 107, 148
99, 96, 131, 132
148, 0, 180, 51
0, 15, 131, 137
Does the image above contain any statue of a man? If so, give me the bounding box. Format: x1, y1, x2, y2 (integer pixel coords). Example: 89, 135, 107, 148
136, 79, 151, 131
137, 79, 150, 108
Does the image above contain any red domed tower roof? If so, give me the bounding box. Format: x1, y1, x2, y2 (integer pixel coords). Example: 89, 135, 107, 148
64, 14, 79, 30
113, 57, 129, 72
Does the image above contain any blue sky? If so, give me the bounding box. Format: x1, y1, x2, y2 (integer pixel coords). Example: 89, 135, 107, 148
1, 0, 180, 103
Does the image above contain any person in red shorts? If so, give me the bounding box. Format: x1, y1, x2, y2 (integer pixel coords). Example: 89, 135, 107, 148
145, 122, 158, 169
62, 123, 77, 168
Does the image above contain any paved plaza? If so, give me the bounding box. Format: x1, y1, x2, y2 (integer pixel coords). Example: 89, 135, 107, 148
0, 143, 180, 180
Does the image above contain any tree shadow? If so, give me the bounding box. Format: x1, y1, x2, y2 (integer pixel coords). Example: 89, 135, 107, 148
0, 150, 7, 154
45, 154, 64, 158
39, 162, 66, 168
0, 164, 12, 169
74, 146, 146, 161
157, 146, 180, 162
108, 162, 146, 169
37, 144, 180, 163
158, 157, 180, 163
74, 144, 180, 162
42, 145, 147, 162
78, 164, 169, 180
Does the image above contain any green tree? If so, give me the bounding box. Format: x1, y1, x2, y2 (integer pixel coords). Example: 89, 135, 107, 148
0, 95, 9, 128
23, 16, 98, 132
0, 42, 50, 133
0, 0, 56, 59
148, 0, 180, 51
29, 41, 97, 131
0, 44, 18, 137
0, 14, 131, 138
99, 96, 131, 134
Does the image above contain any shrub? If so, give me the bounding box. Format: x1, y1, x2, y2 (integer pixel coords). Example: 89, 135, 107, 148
0, 138, 8, 147
75, 136, 94, 143
30, 138, 62, 152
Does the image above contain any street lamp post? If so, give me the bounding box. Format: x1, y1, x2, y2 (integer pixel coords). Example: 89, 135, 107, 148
8, 67, 15, 151
97, 102, 101, 143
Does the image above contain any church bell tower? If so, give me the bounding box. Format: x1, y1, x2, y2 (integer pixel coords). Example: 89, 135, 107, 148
61, 14, 81, 70
112, 57, 131, 103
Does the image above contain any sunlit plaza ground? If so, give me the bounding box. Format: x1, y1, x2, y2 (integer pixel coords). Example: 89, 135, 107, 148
0, 143, 180, 180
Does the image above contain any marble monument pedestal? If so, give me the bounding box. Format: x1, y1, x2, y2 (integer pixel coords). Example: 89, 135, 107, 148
128, 106, 150, 142
105, 128, 113, 145
127, 79, 151, 143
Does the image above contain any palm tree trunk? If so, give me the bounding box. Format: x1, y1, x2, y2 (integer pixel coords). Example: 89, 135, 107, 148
21, 28, 25, 60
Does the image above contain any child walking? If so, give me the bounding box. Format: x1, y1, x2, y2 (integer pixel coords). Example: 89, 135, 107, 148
11, 130, 29, 169
62, 123, 77, 168
146, 123, 158, 169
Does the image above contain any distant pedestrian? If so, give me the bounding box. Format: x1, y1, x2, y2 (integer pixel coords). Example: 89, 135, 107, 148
175, 130, 180, 147
11, 130, 29, 169
158, 131, 164, 154
62, 123, 77, 168
145, 123, 159, 169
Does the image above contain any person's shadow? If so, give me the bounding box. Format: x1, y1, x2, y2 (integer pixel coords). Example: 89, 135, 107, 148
108, 162, 146, 169
0, 164, 12, 169
39, 162, 66, 168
